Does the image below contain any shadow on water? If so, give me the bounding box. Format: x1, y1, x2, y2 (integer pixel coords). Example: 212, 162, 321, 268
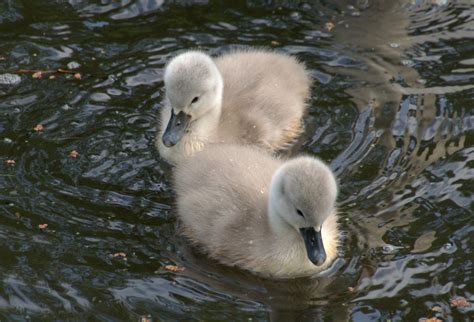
0, 0, 472, 321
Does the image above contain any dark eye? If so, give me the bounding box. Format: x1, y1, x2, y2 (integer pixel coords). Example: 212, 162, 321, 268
296, 209, 304, 217
191, 96, 199, 104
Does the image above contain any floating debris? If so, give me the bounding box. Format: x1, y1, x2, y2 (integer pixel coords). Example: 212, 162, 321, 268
5, 160, 16, 165
34, 124, 44, 131
450, 297, 470, 307
69, 150, 79, 158
139, 316, 152, 322
431, 306, 443, 313
163, 265, 185, 272
113, 252, 127, 257
32, 71, 43, 79
38, 223, 48, 230
271, 40, 280, 46
325, 22, 335, 32
16, 68, 85, 80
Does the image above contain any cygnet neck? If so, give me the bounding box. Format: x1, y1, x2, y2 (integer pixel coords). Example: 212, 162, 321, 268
190, 70, 224, 140
267, 167, 294, 235
192, 102, 221, 141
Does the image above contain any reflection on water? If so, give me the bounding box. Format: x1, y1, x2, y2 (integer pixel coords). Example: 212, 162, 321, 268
0, 0, 472, 320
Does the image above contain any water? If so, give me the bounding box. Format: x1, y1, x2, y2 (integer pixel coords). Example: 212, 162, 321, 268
0, 0, 472, 320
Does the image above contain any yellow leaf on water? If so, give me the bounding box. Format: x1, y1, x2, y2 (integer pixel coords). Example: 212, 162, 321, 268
325, 22, 335, 32
140, 316, 152, 322
163, 265, 184, 272
34, 124, 44, 131
418, 318, 442, 322
450, 297, 470, 307
431, 305, 442, 313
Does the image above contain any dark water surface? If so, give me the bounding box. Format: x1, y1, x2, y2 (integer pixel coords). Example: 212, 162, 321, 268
0, 0, 473, 321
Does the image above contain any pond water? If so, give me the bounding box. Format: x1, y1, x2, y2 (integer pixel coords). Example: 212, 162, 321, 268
0, 0, 473, 321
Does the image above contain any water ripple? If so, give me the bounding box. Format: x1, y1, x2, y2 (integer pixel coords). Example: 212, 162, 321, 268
0, 0, 472, 320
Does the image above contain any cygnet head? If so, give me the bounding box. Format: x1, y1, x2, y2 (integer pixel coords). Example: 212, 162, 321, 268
269, 156, 338, 266
162, 51, 224, 147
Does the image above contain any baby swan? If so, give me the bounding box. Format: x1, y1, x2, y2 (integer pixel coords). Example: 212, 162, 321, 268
157, 49, 310, 164
174, 145, 339, 279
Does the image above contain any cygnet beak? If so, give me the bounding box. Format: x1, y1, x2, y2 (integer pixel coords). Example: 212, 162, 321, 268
162, 109, 192, 147
300, 227, 327, 266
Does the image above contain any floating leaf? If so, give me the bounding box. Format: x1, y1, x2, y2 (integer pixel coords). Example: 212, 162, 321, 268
431, 306, 443, 313
163, 265, 184, 272
325, 22, 335, 32
139, 316, 152, 322
450, 297, 470, 307
34, 124, 44, 131
32, 71, 43, 79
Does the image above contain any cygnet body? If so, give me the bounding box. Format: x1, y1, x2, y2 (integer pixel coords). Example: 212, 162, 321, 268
174, 145, 339, 278
157, 49, 310, 164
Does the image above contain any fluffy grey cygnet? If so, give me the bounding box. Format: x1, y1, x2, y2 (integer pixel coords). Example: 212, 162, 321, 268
174, 145, 339, 278
157, 49, 311, 164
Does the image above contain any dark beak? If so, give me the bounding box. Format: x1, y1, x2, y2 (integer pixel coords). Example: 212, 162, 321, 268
300, 227, 326, 266
162, 109, 192, 147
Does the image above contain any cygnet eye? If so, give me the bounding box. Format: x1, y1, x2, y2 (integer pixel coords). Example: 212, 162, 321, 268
191, 96, 199, 104
296, 209, 304, 218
